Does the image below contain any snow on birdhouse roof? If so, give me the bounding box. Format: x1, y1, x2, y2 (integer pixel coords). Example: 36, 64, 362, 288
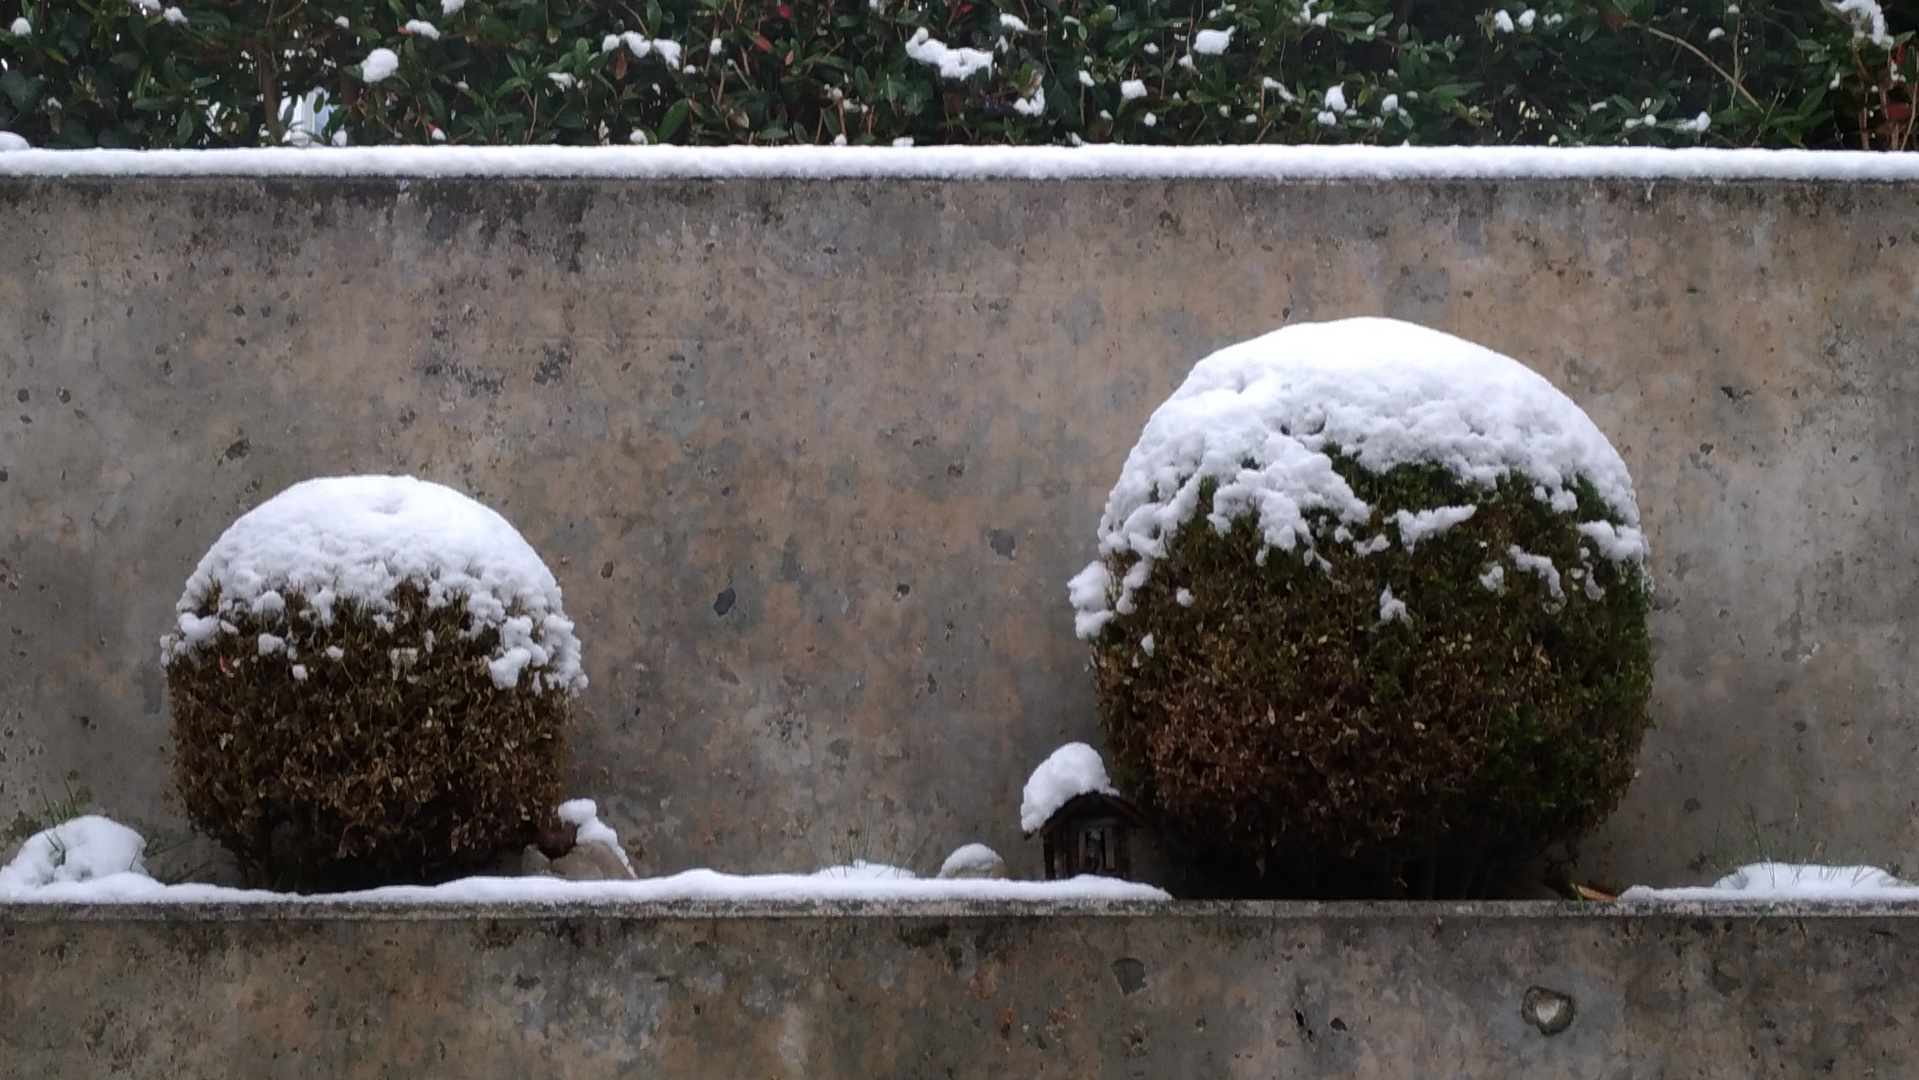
1021, 743, 1121, 835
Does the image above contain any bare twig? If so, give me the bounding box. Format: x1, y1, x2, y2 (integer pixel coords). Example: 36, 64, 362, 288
1731, 15, 1744, 89
242, 40, 284, 143
1626, 20, 1760, 110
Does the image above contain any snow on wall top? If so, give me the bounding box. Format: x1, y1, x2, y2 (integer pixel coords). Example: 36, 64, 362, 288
3, 144, 1919, 182
1069, 317, 1645, 639
161, 475, 585, 694
1021, 742, 1120, 835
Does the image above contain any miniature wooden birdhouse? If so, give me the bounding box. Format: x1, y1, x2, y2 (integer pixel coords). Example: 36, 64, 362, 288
1034, 791, 1150, 881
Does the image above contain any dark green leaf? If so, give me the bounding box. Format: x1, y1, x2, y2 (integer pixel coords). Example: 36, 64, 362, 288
658, 97, 690, 139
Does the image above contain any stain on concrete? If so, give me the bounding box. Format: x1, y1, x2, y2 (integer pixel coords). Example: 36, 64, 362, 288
1060, 291, 1105, 346
987, 529, 1017, 559
534, 346, 571, 386
1383, 261, 1453, 323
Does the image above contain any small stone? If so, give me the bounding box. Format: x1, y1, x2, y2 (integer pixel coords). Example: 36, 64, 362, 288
549, 840, 638, 881
1522, 986, 1576, 1036
520, 845, 554, 877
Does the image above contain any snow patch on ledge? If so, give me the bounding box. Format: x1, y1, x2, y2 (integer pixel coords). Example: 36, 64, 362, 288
1623, 862, 1919, 903
0, 817, 146, 892
0, 866, 1169, 904
3, 145, 1919, 182
0, 815, 1168, 903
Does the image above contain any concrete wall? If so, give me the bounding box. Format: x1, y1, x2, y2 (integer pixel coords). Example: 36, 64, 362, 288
3, 900, 1914, 1078
2, 175, 1917, 888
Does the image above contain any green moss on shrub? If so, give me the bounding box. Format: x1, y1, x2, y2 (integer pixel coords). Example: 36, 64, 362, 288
1089, 456, 1652, 898
167, 582, 567, 892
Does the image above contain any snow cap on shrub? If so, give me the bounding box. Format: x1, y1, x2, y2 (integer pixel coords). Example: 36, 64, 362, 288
1070, 317, 1646, 637
162, 474, 584, 694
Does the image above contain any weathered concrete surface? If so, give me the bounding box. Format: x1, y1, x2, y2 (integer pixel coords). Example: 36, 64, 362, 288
2, 901, 1915, 1078
2, 177, 1917, 887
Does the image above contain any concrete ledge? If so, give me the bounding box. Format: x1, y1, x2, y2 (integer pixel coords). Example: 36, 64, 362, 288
4, 901, 1914, 1077
6, 172, 1919, 890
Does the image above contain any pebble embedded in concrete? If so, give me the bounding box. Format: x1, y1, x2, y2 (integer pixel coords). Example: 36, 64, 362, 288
1521, 986, 1575, 1036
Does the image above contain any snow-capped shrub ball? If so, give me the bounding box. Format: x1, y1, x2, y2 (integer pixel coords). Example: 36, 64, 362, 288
1069, 318, 1652, 898
161, 475, 585, 890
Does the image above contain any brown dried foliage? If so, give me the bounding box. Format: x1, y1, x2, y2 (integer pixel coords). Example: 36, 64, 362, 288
1090, 460, 1653, 898
167, 583, 568, 892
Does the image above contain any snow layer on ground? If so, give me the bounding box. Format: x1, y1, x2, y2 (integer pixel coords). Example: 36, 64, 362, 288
0, 819, 1165, 902
1021, 743, 1119, 834
0, 817, 146, 892
160, 475, 585, 694
1070, 317, 1643, 637
1623, 862, 1919, 902
3, 145, 1919, 181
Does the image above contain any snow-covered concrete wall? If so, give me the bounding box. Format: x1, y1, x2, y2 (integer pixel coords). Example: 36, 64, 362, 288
2, 171, 1916, 888
3, 900, 1912, 1077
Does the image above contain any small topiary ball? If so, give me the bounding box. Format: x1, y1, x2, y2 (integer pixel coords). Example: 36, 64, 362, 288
1070, 318, 1653, 897
161, 475, 586, 890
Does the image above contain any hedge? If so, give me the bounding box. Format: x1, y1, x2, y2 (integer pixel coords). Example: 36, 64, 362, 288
0, 1, 1912, 151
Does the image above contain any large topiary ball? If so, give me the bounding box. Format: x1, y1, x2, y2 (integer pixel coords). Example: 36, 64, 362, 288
161, 475, 586, 890
1070, 318, 1652, 897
